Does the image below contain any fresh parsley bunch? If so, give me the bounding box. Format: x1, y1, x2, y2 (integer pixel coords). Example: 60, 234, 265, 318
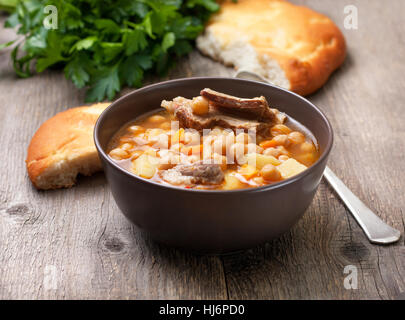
2, 0, 219, 101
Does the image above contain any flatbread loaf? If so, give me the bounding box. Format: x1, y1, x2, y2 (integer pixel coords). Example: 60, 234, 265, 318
26, 103, 110, 190
197, 0, 346, 95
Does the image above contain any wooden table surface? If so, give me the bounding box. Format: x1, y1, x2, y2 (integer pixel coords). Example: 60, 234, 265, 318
1, 0, 404, 300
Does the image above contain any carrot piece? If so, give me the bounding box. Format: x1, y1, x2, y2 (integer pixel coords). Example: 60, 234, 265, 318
190, 144, 203, 155
181, 144, 203, 156
259, 139, 278, 149
238, 164, 258, 179
171, 128, 185, 144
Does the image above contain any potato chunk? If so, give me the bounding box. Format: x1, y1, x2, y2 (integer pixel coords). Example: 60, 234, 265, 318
238, 164, 258, 179
277, 158, 307, 179
245, 153, 281, 169
132, 154, 158, 179
223, 172, 245, 190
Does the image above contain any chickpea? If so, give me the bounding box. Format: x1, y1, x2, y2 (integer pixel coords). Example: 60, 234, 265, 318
288, 131, 306, 144
144, 147, 157, 157
119, 135, 135, 144
225, 133, 235, 149
230, 142, 246, 154
229, 142, 246, 164
188, 155, 200, 163
171, 143, 184, 152
222, 129, 234, 136
127, 125, 145, 135
158, 162, 173, 170
212, 153, 227, 171
212, 136, 227, 155
146, 128, 165, 142
236, 132, 252, 144
252, 176, 265, 185
131, 150, 143, 160
182, 144, 203, 156
191, 96, 209, 115
276, 146, 290, 156
246, 143, 263, 154
171, 128, 185, 145
263, 147, 281, 158
261, 164, 281, 181
120, 143, 133, 151
109, 148, 130, 160
147, 114, 166, 124
279, 155, 290, 161
209, 127, 223, 136
270, 124, 292, 137
273, 134, 290, 147
202, 135, 215, 146
203, 144, 213, 160
225, 130, 235, 140
158, 154, 178, 170
300, 142, 316, 153
184, 131, 201, 146
159, 152, 181, 169
152, 134, 169, 149
159, 122, 171, 130
134, 133, 145, 141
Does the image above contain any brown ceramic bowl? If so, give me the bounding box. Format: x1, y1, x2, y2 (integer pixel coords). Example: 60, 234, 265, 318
94, 78, 333, 253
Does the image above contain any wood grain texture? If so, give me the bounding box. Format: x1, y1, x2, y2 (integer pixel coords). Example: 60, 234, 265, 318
0, 0, 404, 300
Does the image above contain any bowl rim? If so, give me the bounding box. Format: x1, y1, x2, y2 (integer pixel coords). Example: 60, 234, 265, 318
94, 77, 334, 194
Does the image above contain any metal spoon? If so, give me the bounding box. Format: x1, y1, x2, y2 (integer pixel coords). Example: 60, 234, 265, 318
235, 69, 401, 244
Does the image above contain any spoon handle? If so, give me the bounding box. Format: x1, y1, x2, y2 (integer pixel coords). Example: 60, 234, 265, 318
323, 166, 400, 244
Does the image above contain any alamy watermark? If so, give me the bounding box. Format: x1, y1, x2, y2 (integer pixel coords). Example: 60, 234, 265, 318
43, 5, 58, 30
343, 265, 358, 290
42, 4, 359, 31
43, 265, 58, 291
344, 5, 358, 30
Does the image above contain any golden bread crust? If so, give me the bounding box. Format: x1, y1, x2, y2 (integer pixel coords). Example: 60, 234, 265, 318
26, 103, 110, 189
201, 0, 346, 95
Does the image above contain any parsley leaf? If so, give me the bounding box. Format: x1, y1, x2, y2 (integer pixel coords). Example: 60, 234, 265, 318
64, 53, 92, 88
86, 64, 121, 102
123, 29, 148, 55
36, 31, 67, 72
120, 55, 143, 87
161, 32, 176, 52
1, 0, 220, 101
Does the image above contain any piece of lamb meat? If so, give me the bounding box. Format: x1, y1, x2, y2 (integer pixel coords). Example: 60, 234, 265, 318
161, 161, 224, 186
167, 97, 268, 132
200, 88, 276, 122
161, 95, 282, 134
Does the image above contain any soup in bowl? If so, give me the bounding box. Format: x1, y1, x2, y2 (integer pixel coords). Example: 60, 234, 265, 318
107, 88, 320, 191
94, 78, 333, 253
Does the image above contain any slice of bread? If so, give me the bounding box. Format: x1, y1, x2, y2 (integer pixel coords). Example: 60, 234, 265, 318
26, 103, 110, 190
197, 0, 346, 96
